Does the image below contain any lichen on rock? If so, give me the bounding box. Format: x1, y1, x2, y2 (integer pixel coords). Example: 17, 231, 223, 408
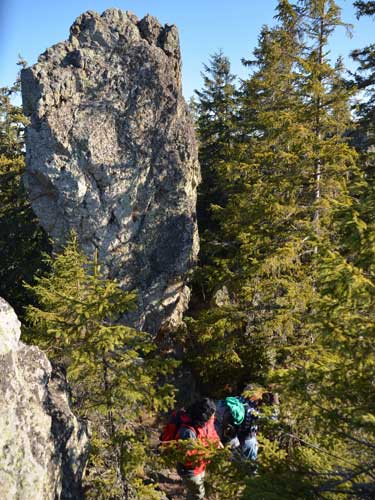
0, 297, 89, 499
21, 8, 200, 334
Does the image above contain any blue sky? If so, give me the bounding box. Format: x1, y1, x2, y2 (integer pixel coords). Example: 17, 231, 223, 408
1, 0, 374, 100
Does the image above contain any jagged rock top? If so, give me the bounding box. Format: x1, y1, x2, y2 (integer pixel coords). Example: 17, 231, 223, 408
22, 9, 182, 117
21, 9, 200, 334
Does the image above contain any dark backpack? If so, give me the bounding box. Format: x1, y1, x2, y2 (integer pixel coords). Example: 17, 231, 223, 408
238, 398, 259, 437
160, 409, 195, 442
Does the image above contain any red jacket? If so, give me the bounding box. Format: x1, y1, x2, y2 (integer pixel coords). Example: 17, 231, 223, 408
176, 415, 220, 475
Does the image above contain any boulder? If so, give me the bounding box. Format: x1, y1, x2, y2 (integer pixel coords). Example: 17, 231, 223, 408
21, 9, 200, 334
0, 297, 89, 499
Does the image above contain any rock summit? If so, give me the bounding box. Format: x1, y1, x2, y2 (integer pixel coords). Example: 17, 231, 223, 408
21, 9, 200, 333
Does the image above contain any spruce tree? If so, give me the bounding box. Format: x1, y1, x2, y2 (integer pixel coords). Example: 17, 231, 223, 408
187, 0, 311, 394
193, 50, 238, 298
351, 2, 375, 165
194, 50, 238, 236
268, 1, 375, 496
26, 233, 176, 499
185, 53, 240, 387
189, 1, 375, 495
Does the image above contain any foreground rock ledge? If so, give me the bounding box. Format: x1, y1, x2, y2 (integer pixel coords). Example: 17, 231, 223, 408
0, 297, 89, 499
21, 8, 200, 334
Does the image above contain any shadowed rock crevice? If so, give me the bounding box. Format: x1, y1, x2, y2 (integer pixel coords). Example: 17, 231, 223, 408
21, 8, 200, 334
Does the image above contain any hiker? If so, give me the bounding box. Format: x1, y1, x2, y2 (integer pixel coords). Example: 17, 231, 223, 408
214, 395, 258, 460
215, 387, 279, 462
161, 397, 221, 500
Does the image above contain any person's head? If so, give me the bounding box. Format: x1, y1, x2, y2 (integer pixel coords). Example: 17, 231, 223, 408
261, 392, 280, 406
187, 397, 216, 427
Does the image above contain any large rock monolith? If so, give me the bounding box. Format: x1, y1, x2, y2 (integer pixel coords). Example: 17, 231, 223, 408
21, 9, 200, 334
0, 297, 89, 499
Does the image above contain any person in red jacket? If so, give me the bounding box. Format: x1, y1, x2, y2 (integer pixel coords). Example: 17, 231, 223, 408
176, 397, 220, 500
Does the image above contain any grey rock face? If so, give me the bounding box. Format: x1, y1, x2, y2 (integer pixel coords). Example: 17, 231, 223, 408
0, 298, 89, 499
21, 9, 200, 334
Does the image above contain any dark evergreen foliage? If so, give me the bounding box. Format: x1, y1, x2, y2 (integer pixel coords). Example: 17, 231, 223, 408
0, 78, 50, 318
351, 1, 375, 169
194, 51, 238, 271
354, 0, 375, 17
